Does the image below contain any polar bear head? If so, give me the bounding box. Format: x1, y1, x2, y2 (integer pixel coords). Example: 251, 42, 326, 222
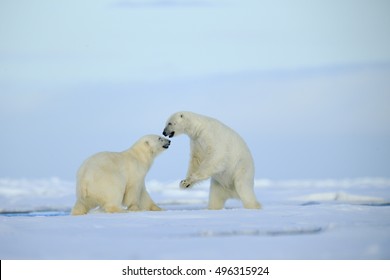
139, 135, 171, 156
162, 111, 189, 138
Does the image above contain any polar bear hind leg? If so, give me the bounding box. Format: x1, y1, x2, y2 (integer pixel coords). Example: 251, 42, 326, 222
234, 177, 261, 209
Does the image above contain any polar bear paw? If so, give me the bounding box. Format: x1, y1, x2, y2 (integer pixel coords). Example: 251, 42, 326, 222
150, 204, 163, 211
180, 179, 192, 189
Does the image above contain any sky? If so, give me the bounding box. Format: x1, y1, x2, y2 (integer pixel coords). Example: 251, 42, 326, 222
1, 0, 390, 181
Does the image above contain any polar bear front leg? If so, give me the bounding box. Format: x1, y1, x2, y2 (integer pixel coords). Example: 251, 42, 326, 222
181, 145, 218, 188
71, 199, 90, 215
180, 178, 193, 189
123, 188, 141, 211
102, 192, 126, 213
180, 167, 215, 189
104, 204, 126, 213
180, 156, 223, 189
180, 152, 201, 188
140, 186, 162, 211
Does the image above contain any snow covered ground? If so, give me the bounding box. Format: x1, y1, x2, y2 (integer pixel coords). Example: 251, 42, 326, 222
0, 177, 389, 259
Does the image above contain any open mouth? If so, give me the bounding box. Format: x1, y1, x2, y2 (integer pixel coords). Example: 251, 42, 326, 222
163, 129, 175, 138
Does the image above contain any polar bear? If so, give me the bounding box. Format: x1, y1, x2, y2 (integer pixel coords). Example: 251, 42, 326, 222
71, 135, 170, 215
163, 111, 261, 210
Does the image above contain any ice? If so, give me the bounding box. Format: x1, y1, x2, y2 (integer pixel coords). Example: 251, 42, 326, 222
0, 177, 389, 259
295, 192, 387, 204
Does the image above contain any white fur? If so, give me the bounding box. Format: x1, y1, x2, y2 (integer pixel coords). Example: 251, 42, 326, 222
71, 135, 170, 215
163, 111, 261, 210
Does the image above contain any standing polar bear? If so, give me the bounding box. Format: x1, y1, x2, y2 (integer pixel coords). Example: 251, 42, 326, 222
163, 111, 261, 210
71, 135, 170, 215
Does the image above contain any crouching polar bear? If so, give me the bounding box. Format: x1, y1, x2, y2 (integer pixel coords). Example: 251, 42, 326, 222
163, 111, 261, 210
71, 135, 170, 215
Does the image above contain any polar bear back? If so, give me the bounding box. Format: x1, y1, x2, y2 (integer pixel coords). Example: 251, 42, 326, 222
194, 114, 253, 162
76, 152, 134, 200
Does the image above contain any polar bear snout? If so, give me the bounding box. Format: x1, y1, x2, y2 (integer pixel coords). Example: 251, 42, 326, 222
163, 127, 175, 138
158, 136, 171, 149
162, 138, 171, 149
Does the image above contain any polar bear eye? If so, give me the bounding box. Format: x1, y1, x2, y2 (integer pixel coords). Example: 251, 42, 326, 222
168, 122, 172, 126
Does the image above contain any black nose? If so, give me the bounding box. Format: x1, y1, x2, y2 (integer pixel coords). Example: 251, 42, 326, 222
162, 140, 171, 149
162, 129, 168, 137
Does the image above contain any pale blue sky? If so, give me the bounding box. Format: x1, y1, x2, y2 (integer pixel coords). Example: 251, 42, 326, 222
1, 0, 390, 180
1, 0, 390, 83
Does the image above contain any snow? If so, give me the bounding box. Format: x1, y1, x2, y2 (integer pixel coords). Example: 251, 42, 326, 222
1, 177, 389, 259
